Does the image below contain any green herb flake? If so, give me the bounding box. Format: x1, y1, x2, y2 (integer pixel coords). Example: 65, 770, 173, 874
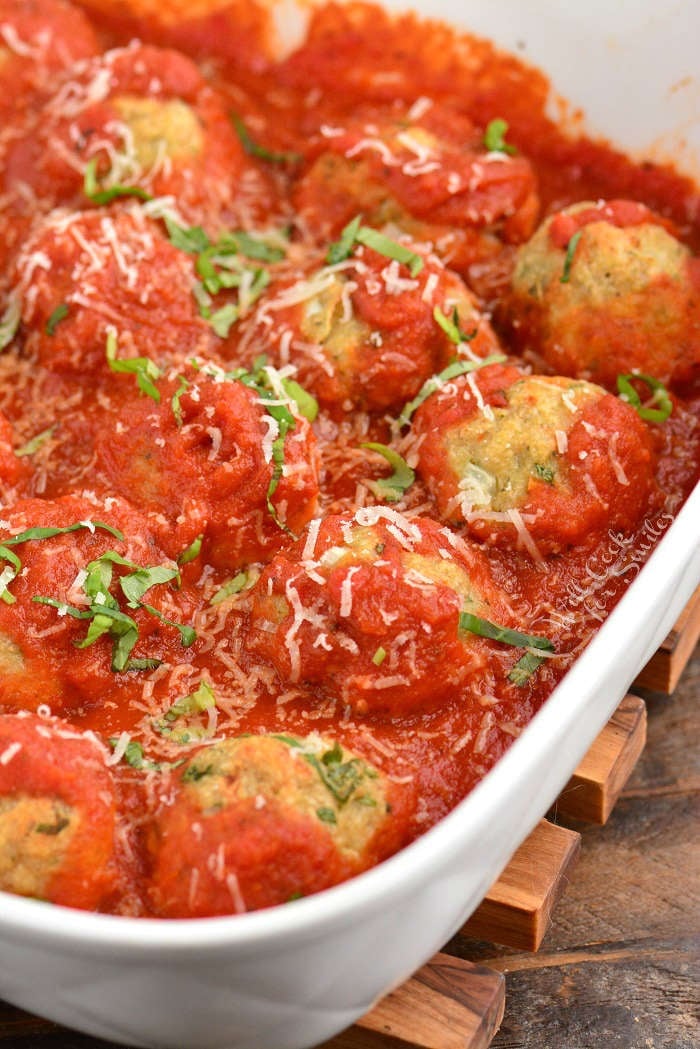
163, 680, 216, 724
231, 112, 301, 166
209, 303, 239, 338
458, 611, 554, 653
45, 303, 69, 337
483, 118, 517, 155
396, 353, 506, 428
210, 571, 250, 605
16, 426, 55, 458
164, 217, 210, 255
362, 443, 415, 502
178, 534, 203, 565
182, 762, 213, 783
316, 807, 337, 825
355, 226, 424, 276
35, 816, 70, 836
533, 463, 555, 484
171, 375, 189, 427
326, 214, 363, 265
83, 157, 153, 206
433, 305, 477, 345
281, 378, 319, 423
372, 646, 387, 666
560, 230, 582, 284
617, 373, 673, 424
508, 651, 547, 687
106, 330, 162, 402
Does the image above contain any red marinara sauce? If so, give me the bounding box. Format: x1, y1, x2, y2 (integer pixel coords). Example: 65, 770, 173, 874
0, 0, 697, 918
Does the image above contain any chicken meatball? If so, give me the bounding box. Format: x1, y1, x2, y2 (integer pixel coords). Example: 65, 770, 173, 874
146, 733, 410, 916
506, 199, 700, 391
0, 712, 118, 909
293, 105, 539, 276
410, 361, 658, 555
246, 508, 526, 716
9, 206, 216, 375
235, 237, 501, 413
2, 42, 275, 234
0, 494, 191, 714
88, 360, 320, 566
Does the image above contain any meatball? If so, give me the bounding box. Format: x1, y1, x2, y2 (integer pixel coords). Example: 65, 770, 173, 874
0, 712, 118, 909
0, 494, 191, 714
0, 0, 99, 120
89, 362, 320, 566
9, 206, 216, 375
2, 42, 275, 234
410, 361, 658, 555
246, 508, 523, 716
146, 733, 410, 916
293, 106, 539, 275
234, 239, 502, 412
506, 199, 700, 390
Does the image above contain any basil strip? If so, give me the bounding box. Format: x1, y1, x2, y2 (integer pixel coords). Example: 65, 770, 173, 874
508, 651, 547, 687
617, 373, 673, 423
326, 215, 424, 276
0, 294, 21, 351
397, 353, 506, 428
433, 305, 477, 345
560, 230, 582, 284
230, 112, 301, 166
458, 612, 554, 652
362, 443, 415, 502
83, 158, 153, 205
45, 303, 69, 336
106, 331, 161, 402
483, 118, 517, 155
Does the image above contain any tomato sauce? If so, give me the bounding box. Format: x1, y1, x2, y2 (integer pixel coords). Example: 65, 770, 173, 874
0, 0, 697, 918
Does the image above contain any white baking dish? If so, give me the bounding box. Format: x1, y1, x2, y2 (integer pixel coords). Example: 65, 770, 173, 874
0, 2, 698, 1047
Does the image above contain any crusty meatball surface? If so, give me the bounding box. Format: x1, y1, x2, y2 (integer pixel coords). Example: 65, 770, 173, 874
0, 712, 118, 909
146, 733, 411, 916
410, 362, 659, 555
246, 508, 526, 716
505, 199, 700, 390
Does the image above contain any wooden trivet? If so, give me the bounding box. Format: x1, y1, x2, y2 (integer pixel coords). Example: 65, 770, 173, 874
324, 953, 505, 1049
634, 584, 700, 693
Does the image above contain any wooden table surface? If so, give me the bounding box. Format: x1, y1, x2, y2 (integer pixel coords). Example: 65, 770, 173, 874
1, 647, 698, 1049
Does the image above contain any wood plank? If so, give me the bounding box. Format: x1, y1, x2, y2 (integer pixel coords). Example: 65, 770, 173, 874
634, 584, 700, 693
554, 694, 647, 824
323, 953, 505, 1049
460, 820, 580, 952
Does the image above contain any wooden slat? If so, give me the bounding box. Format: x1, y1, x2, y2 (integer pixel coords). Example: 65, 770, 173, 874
460, 820, 581, 952
554, 694, 647, 824
634, 585, 700, 693
323, 953, 505, 1049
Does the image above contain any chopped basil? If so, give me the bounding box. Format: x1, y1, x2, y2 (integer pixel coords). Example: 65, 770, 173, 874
508, 651, 547, 687
326, 215, 363, 265
372, 646, 387, 666
106, 330, 161, 402
483, 118, 517, 155
45, 303, 69, 336
119, 564, 181, 606
178, 535, 203, 565
433, 305, 477, 345
171, 375, 189, 427
396, 353, 506, 428
107, 738, 174, 772
362, 442, 415, 502
458, 611, 554, 653
533, 463, 555, 484
316, 807, 337, 824
617, 373, 673, 423
0, 520, 123, 604
281, 377, 319, 423
209, 303, 239, 338
560, 230, 582, 284
162, 680, 216, 724
326, 215, 424, 276
83, 157, 153, 206
16, 426, 56, 457
35, 817, 70, 836
210, 571, 250, 605
303, 743, 369, 806
230, 112, 301, 165
182, 762, 213, 782
164, 216, 210, 255
141, 603, 196, 647
0, 294, 21, 351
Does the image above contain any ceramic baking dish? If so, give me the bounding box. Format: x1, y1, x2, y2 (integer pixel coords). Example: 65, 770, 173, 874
0, 2, 698, 1047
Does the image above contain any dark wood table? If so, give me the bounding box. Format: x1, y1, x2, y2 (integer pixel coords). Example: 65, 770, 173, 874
1, 647, 698, 1049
